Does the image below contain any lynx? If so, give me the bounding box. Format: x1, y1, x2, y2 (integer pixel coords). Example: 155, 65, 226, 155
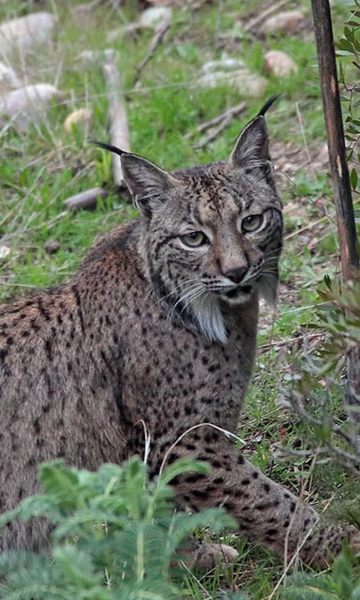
0, 98, 355, 564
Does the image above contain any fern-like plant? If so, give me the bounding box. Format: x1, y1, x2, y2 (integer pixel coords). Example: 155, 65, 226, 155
281, 554, 360, 600
0, 457, 237, 600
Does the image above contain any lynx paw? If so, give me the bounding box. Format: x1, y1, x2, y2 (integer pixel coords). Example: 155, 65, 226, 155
191, 542, 239, 570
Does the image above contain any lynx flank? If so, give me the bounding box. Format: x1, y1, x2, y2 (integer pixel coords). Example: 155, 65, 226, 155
0, 99, 354, 563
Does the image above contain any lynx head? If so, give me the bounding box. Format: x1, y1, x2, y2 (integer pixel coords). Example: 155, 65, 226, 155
97, 100, 283, 344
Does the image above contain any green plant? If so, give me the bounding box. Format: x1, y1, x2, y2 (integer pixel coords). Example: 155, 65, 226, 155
337, 2, 360, 194
281, 554, 360, 600
0, 458, 236, 600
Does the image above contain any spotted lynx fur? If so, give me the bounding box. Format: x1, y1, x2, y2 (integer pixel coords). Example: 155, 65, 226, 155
0, 100, 355, 563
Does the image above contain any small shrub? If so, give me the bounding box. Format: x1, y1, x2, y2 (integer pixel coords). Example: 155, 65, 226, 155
0, 457, 236, 600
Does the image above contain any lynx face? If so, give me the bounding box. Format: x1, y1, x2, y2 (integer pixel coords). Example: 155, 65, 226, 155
120, 114, 283, 343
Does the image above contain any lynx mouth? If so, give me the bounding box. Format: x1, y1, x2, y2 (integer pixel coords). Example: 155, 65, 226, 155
224, 285, 252, 299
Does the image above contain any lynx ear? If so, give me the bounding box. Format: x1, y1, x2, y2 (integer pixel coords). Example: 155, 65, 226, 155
93, 141, 178, 217
228, 115, 270, 171
121, 154, 178, 216
228, 94, 279, 174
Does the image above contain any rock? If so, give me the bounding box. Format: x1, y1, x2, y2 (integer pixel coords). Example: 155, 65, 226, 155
202, 58, 246, 75
0, 84, 63, 131
0, 12, 56, 59
0, 62, 21, 92
260, 11, 305, 35
70, 3, 95, 28
193, 543, 239, 570
64, 108, 92, 133
139, 7, 172, 28
44, 240, 60, 255
264, 50, 298, 77
199, 56, 267, 96
77, 49, 119, 67
107, 6, 172, 41
199, 69, 267, 96
0, 246, 10, 260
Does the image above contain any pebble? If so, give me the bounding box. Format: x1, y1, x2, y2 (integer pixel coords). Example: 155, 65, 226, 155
202, 58, 246, 75
260, 11, 305, 35
0, 62, 21, 92
199, 69, 267, 96
0, 246, 10, 260
44, 240, 60, 255
264, 50, 298, 77
64, 108, 92, 133
139, 7, 172, 28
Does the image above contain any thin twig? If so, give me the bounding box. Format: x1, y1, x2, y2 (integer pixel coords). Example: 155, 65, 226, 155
194, 114, 234, 150
244, 0, 288, 32
259, 332, 323, 351
283, 451, 320, 572
295, 101, 315, 178
267, 516, 320, 600
134, 19, 171, 85
158, 422, 247, 479
197, 101, 247, 133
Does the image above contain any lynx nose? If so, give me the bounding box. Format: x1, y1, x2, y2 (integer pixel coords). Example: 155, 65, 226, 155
223, 266, 248, 284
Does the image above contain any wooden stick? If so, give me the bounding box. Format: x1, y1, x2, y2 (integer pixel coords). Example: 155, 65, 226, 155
244, 0, 288, 32
63, 187, 108, 210
194, 114, 233, 150
311, 0, 360, 424
64, 50, 131, 210
311, 2, 359, 280
197, 101, 247, 133
134, 19, 171, 85
102, 52, 131, 188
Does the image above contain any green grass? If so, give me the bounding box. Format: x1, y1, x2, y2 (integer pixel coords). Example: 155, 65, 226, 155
1, 0, 360, 597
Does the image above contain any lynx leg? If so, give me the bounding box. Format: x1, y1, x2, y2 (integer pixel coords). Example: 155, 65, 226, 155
153, 432, 356, 567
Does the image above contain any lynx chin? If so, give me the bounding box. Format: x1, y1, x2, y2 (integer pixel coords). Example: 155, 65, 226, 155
0, 96, 357, 565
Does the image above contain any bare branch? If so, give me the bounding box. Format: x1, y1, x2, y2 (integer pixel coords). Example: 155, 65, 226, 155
244, 0, 288, 32
197, 101, 247, 133
134, 19, 171, 86
311, 0, 360, 425
102, 52, 131, 188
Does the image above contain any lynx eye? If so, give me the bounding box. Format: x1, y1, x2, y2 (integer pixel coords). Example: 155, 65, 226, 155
242, 214, 264, 233
180, 231, 208, 248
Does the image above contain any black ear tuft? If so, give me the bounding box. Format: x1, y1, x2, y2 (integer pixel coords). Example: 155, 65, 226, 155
257, 94, 281, 117
92, 141, 127, 157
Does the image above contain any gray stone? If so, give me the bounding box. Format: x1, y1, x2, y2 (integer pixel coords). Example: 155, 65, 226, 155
0, 62, 21, 92
139, 7, 172, 28
260, 11, 305, 35
0, 12, 56, 59
199, 69, 267, 97
0, 84, 63, 131
44, 241, 60, 255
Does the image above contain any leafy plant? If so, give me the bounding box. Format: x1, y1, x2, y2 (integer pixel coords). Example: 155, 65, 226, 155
281, 554, 360, 600
336, 2, 360, 192
0, 458, 236, 600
